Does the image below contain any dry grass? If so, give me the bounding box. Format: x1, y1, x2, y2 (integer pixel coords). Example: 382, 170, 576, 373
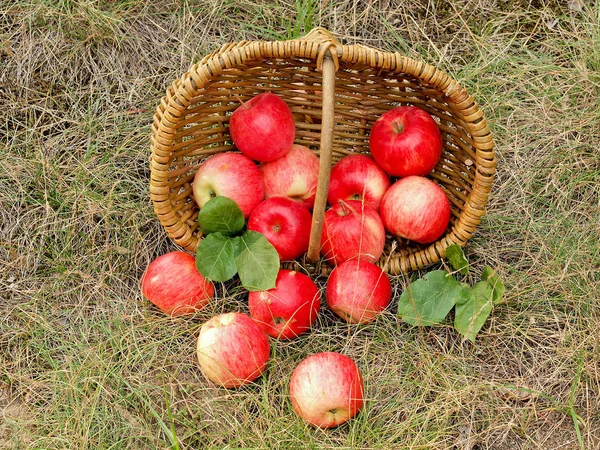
1, 0, 599, 448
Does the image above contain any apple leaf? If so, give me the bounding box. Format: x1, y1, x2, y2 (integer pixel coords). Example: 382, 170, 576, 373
398, 270, 467, 326
198, 196, 245, 236
196, 232, 240, 282
235, 230, 279, 292
482, 266, 505, 305
446, 244, 469, 275
454, 280, 494, 343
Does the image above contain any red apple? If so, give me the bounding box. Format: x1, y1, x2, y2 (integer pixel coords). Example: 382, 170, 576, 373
369, 106, 442, 177
289, 352, 364, 428
229, 92, 295, 162
327, 154, 390, 210
326, 260, 392, 324
259, 144, 320, 209
248, 270, 320, 340
196, 312, 270, 388
141, 251, 214, 316
321, 200, 386, 266
247, 197, 312, 261
192, 152, 264, 218
380, 176, 451, 244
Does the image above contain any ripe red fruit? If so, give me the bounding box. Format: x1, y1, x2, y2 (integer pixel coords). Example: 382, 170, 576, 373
320, 200, 386, 266
229, 92, 295, 162
369, 106, 442, 177
247, 197, 312, 261
248, 270, 320, 340
326, 260, 392, 324
140, 251, 214, 316
192, 152, 264, 218
327, 154, 390, 211
260, 144, 320, 209
197, 312, 270, 388
380, 176, 451, 244
289, 352, 364, 428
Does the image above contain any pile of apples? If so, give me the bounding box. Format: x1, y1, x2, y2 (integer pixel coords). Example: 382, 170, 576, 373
141, 92, 451, 428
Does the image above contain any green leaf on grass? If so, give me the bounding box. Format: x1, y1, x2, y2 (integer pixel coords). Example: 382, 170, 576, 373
398, 270, 468, 326
454, 280, 494, 342
446, 244, 469, 275
482, 266, 505, 304
196, 232, 240, 282
235, 230, 279, 291
198, 196, 245, 236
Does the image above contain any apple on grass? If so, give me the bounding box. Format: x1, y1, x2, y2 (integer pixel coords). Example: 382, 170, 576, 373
369, 106, 442, 177
192, 152, 264, 218
197, 312, 270, 388
327, 154, 390, 211
326, 260, 392, 324
320, 200, 386, 266
247, 197, 312, 261
380, 175, 451, 244
248, 270, 320, 340
259, 144, 320, 209
289, 352, 364, 428
140, 251, 214, 316
229, 92, 295, 162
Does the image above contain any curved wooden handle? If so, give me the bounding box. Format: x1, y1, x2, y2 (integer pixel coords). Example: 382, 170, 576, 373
307, 51, 336, 263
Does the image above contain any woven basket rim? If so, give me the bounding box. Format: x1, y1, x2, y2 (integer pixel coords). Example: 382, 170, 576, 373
149, 28, 495, 275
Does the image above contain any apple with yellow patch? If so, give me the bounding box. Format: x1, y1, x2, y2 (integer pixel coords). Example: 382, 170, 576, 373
192, 152, 264, 218
197, 312, 270, 388
289, 352, 364, 428
259, 144, 320, 209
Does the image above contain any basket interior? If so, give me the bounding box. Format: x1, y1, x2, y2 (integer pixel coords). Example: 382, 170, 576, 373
161, 57, 327, 240
329, 62, 478, 259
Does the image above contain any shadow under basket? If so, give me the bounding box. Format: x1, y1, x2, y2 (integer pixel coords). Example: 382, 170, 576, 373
149, 28, 496, 275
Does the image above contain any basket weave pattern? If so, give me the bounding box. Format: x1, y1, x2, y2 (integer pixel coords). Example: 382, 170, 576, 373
150, 28, 495, 275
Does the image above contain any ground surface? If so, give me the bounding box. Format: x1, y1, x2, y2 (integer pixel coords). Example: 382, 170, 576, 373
1, 1, 599, 449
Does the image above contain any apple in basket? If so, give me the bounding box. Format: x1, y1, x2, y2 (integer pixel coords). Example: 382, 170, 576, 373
327, 154, 390, 211
321, 200, 386, 266
192, 152, 264, 218
141, 251, 214, 316
260, 144, 320, 209
247, 197, 312, 262
290, 352, 364, 428
197, 312, 270, 388
229, 92, 296, 162
326, 259, 392, 324
380, 176, 451, 244
369, 106, 442, 177
248, 270, 321, 340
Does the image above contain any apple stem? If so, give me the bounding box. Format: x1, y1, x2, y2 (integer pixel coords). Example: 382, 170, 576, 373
338, 199, 358, 216
392, 120, 404, 134
234, 94, 248, 109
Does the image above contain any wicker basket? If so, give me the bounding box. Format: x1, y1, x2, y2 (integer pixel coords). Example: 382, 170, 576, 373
149, 28, 495, 275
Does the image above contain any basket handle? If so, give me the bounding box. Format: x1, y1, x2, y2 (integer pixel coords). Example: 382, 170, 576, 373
306, 44, 337, 263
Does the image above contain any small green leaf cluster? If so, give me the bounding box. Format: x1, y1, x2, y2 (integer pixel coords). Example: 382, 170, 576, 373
397, 244, 504, 342
195, 196, 279, 291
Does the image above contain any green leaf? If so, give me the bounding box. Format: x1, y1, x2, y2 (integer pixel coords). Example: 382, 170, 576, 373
198, 196, 245, 236
446, 244, 469, 275
196, 232, 240, 282
235, 230, 279, 291
454, 280, 494, 342
398, 270, 468, 326
482, 266, 505, 304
